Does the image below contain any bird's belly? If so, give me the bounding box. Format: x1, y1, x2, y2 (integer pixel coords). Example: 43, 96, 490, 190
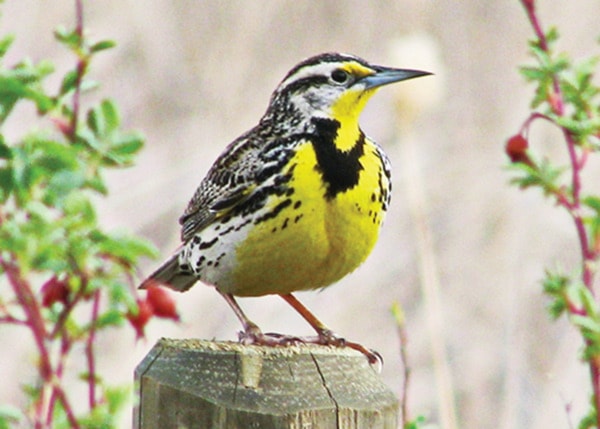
186, 142, 389, 297
227, 145, 386, 296
225, 196, 382, 296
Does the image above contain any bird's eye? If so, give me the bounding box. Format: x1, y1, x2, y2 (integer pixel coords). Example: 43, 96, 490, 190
330, 69, 350, 84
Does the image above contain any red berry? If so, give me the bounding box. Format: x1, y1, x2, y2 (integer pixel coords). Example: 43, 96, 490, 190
505, 134, 532, 166
41, 276, 70, 307
146, 285, 180, 321
127, 299, 154, 339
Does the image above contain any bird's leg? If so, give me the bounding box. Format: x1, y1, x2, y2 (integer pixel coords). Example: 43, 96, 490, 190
218, 291, 262, 340
279, 293, 382, 365
218, 291, 302, 346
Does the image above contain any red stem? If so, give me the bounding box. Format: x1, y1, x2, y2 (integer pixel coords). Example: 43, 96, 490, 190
519, 112, 553, 136
69, 0, 86, 140
85, 289, 101, 409
522, 0, 595, 288
53, 386, 80, 429
0, 316, 27, 325
0, 257, 82, 429
521, 0, 600, 420
1, 259, 50, 375
46, 334, 72, 427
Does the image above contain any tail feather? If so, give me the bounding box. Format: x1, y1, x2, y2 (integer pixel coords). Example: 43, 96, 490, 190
139, 252, 198, 292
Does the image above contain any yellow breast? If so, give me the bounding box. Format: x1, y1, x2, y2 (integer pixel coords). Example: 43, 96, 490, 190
231, 138, 388, 296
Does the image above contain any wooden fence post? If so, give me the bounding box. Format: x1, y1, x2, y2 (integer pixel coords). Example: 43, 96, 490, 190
134, 338, 398, 429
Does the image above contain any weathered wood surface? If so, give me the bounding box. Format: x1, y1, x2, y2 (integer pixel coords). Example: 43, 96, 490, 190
134, 338, 398, 429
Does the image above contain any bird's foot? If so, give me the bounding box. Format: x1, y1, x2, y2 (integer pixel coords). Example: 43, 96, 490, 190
238, 322, 303, 346
238, 323, 381, 367
315, 328, 383, 367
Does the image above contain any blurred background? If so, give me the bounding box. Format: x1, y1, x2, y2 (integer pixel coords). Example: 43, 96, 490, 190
2, 1, 600, 428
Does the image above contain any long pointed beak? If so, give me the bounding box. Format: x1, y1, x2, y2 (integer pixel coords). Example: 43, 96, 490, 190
360, 67, 432, 90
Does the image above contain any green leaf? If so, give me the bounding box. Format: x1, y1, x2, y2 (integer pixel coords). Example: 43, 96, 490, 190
509, 159, 564, 196
94, 309, 124, 329
519, 65, 545, 82
571, 314, 600, 339
87, 99, 120, 137
0, 34, 15, 58
87, 104, 103, 136
85, 173, 108, 195
582, 342, 600, 362
63, 192, 96, 225
579, 287, 600, 321
90, 40, 116, 53
59, 69, 78, 95
10, 146, 36, 201
0, 77, 27, 122
0, 135, 11, 159
34, 139, 79, 172
0, 167, 13, 203
547, 297, 567, 319
542, 271, 570, 319
403, 415, 432, 429
0, 405, 23, 429
106, 278, 137, 308
100, 99, 120, 133
546, 27, 560, 44
79, 78, 99, 93
54, 26, 81, 50
76, 126, 103, 153
583, 196, 600, 214
577, 395, 597, 429
0, 65, 54, 119
104, 385, 130, 414
555, 115, 600, 137
96, 233, 158, 264
45, 170, 86, 205
106, 133, 144, 165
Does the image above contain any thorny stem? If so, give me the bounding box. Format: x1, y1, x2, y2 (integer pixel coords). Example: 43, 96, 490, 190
2, 260, 50, 376
522, 1, 594, 282
0, 300, 26, 325
86, 289, 101, 409
518, 112, 553, 136
521, 0, 600, 423
46, 334, 74, 428
52, 385, 80, 429
0, 316, 27, 325
0, 256, 80, 429
69, 0, 86, 140
0, 256, 52, 378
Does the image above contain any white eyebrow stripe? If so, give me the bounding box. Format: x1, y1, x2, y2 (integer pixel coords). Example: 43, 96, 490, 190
278, 62, 339, 89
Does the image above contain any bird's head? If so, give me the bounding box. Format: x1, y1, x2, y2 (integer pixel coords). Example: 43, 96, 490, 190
265, 52, 431, 131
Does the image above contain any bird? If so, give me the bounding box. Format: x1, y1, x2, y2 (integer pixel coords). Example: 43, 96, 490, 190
140, 52, 430, 363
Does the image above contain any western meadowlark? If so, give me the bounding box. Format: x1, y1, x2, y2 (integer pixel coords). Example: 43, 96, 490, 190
140, 52, 430, 363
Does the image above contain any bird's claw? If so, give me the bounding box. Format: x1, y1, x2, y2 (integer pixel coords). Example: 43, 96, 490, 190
315, 328, 382, 367
238, 324, 382, 367
238, 323, 304, 346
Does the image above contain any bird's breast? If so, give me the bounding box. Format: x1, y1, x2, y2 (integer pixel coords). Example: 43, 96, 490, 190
224, 138, 390, 296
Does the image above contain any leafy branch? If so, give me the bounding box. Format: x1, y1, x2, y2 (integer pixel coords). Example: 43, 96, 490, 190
507, 1, 600, 427
0, 3, 178, 428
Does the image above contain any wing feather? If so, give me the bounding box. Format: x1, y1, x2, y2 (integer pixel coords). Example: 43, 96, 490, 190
179, 127, 262, 242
